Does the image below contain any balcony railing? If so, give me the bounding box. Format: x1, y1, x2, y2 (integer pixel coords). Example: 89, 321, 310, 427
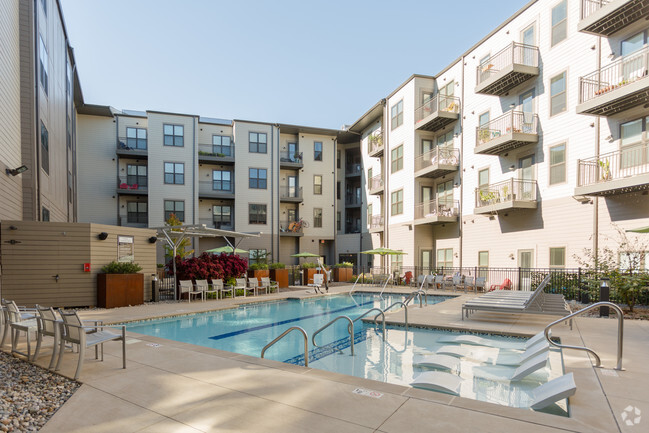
346, 163, 362, 176
414, 95, 460, 131
475, 110, 539, 154
198, 143, 235, 162
581, 0, 611, 18
280, 219, 304, 235
475, 42, 539, 95
198, 181, 234, 198
345, 195, 361, 206
576, 143, 649, 195
414, 199, 459, 220
579, 0, 645, 36
475, 179, 537, 213
414, 147, 460, 177
199, 219, 234, 231
279, 186, 303, 201
369, 215, 384, 230
345, 224, 361, 234
116, 138, 148, 156
578, 46, 649, 115
280, 151, 303, 166
367, 132, 384, 156
369, 174, 384, 193
117, 176, 147, 194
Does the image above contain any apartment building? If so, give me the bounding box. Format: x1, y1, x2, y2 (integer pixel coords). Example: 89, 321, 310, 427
342, 0, 649, 271
76, 107, 342, 265
0, 0, 80, 223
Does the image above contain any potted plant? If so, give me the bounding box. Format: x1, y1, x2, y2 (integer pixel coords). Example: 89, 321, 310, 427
97, 261, 144, 308
248, 263, 269, 285
301, 262, 319, 285
333, 262, 354, 282
599, 159, 612, 181
269, 262, 288, 289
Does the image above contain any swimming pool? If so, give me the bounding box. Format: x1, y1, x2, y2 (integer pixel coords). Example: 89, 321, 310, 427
125, 293, 567, 414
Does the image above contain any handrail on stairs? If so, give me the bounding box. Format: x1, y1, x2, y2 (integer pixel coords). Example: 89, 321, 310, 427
353, 307, 386, 340
312, 315, 355, 355
261, 326, 310, 367
374, 301, 408, 330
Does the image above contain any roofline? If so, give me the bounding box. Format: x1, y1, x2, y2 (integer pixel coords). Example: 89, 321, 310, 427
277, 122, 343, 137
76, 104, 118, 117
385, 74, 435, 100
348, 99, 384, 134
116, 111, 147, 119
146, 110, 199, 118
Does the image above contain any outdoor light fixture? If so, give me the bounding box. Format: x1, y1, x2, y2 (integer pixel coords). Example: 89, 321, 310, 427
600, 278, 610, 317
97, 232, 109, 240
509, 103, 516, 109
5, 165, 28, 176
509, 165, 516, 171
148, 236, 158, 243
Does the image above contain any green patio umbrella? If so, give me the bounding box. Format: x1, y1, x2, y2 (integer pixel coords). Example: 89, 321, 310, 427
626, 226, 649, 233
206, 246, 249, 254
361, 247, 407, 256
291, 252, 321, 258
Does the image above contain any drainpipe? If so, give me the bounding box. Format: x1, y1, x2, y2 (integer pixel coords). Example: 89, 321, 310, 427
333, 137, 338, 264
70, 61, 78, 222
271, 124, 277, 261
192, 117, 197, 255
458, 56, 466, 270
33, 0, 41, 221
382, 98, 388, 268
115, 115, 120, 224
593, 36, 602, 266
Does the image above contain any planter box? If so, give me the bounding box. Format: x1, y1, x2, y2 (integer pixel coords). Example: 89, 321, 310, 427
97, 273, 144, 308
334, 267, 353, 282
270, 268, 289, 289
304, 268, 325, 285
247, 269, 269, 287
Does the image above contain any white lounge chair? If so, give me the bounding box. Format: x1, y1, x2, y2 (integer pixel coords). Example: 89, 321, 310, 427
437, 330, 548, 351
475, 277, 487, 293
179, 280, 203, 302
196, 279, 219, 299
410, 371, 464, 395
472, 352, 549, 382
413, 354, 461, 371
529, 372, 576, 410
243, 278, 257, 297
436, 341, 550, 366
308, 273, 324, 294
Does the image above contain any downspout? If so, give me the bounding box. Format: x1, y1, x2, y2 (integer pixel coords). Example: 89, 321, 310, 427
192, 117, 197, 254
382, 99, 388, 270
333, 137, 338, 264
271, 124, 278, 261
33, 0, 41, 220
70, 61, 78, 222
115, 115, 120, 224
593, 36, 602, 266
459, 56, 466, 269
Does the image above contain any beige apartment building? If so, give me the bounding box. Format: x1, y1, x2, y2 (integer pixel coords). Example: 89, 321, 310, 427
0, 0, 80, 224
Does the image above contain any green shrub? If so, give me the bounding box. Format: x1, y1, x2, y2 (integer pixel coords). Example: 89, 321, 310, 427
249, 263, 269, 270
101, 261, 142, 274
300, 262, 317, 269
156, 263, 165, 268
334, 262, 353, 268
269, 262, 286, 269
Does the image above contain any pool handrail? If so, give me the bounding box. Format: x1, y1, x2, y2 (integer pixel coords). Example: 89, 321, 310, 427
543, 301, 624, 370
312, 315, 355, 356
373, 301, 408, 330
353, 308, 386, 340
261, 326, 310, 367
349, 274, 363, 295
378, 274, 393, 298
405, 289, 427, 308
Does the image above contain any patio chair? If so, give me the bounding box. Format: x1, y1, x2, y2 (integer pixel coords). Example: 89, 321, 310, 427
2, 299, 38, 360
196, 279, 218, 300
210, 279, 226, 298
179, 280, 203, 302
456, 276, 474, 293
417, 275, 427, 289
56, 310, 126, 380
231, 278, 252, 297
444, 275, 460, 291
433, 275, 444, 290
33, 305, 61, 368
308, 273, 325, 294
488, 278, 512, 291
259, 277, 279, 295
475, 277, 487, 293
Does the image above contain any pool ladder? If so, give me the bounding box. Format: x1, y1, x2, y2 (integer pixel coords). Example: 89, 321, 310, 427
405, 289, 427, 308
261, 326, 310, 367
313, 315, 355, 355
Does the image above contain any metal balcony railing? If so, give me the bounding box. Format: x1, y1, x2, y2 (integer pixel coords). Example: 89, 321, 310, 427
117, 176, 147, 191
369, 215, 384, 230
476, 42, 539, 85
476, 110, 539, 145
367, 132, 383, 154
577, 143, 649, 187
280, 219, 304, 234
369, 174, 383, 191
198, 143, 234, 158
414, 199, 459, 219
414, 147, 460, 172
581, 0, 610, 19
346, 163, 362, 176
279, 186, 303, 199
280, 151, 303, 164
198, 181, 234, 196
199, 219, 234, 231
579, 46, 649, 104
475, 179, 537, 208
345, 224, 361, 234
414, 95, 460, 124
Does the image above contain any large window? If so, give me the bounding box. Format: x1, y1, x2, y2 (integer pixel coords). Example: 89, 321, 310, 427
212, 135, 232, 156
127, 164, 147, 187
478, 168, 489, 190
478, 251, 489, 278
127, 202, 148, 223
337, 211, 341, 231
314, 141, 323, 161
437, 179, 454, 206
164, 200, 184, 222
213, 205, 232, 229
549, 143, 566, 185
39, 35, 48, 95
391, 145, 403, 173
41, 121, 49, 174
249, 132, 267, 153
164, 162, 184, 184
437, 248, 453, 269
249, 168, 267, 189
313, 208, 323, 228
391, 100, 403, 130
42, 207, 50, 222
619, 251, 649, 271
551, 0, 567, 47
314, 175, 322, 195
391, 254, 403, 272
163, 124, 184, 147
391, 189, 403, 216
212, 170, 232, 191
549, 247, 565, 268
550, 72, 567, 116
249, 249, 267, 266
126, 127, 147, 149
478, 111, 490, 128
249, 203, 267, 224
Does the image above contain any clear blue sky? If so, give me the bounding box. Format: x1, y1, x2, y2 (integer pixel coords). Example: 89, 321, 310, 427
61, 0, 528, 129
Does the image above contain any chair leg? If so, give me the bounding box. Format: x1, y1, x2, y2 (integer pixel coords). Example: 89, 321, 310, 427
33, 331, 43, 362
48, 327, 60, 370
55, 335, 66, 371
74, 344, 85, 380
0, 321, 8, 348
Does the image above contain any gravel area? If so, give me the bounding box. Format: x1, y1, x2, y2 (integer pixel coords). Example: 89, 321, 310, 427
0, 352, 79, 432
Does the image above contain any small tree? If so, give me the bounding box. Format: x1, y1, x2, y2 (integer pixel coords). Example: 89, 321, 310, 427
164, 213, 194, 261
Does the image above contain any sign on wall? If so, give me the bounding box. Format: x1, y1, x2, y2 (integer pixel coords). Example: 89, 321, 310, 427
117, 235, 134, 263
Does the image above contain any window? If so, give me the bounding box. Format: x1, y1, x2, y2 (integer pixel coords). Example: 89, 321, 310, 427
314, 175, 322, 195
337, 150, 341, 168
551, 0, 567, 47
478, 168, 489, 190
313, 208, 323, 228
39, 35, 48, 95
437, 130, 453, 149
164, 162, 184, 185
163, 124, 184, 147
367, 204, 373, 225
314, 141, 323, 161
249, 204, 267, 224
212, 170, 232, 191
478, 251, 489, 278
249, 132, 267, 153
164, 200, 184, 222
42, 207, 50, 222
620, 117, 649, 168
619, 251, 649, 271
439, 81, 454, 110
391, 145, 403, 173
40, 121, 49, 174
437, 179, 454, 206
127, 202, 148, 223
212, 135, 232, 156
622, 30, 648, 56
336, 181, 341, 199
249, 249, 267, 266
126, 127, 147, 149
437, 248, 453, 269
391, 99, 403, 130
367, 167, 373, 183
422, 139, 433, 154
127, 164, 147, 187
478, 111, 490, 128
549, 247, 566, 268
391, 189, 403, 216
337, 212, 341, 231
549, 143, 566, 185
550, 72, 567, 116
391, 254, 403, 272
249, 168, 267, 189
213, 205, 232, 229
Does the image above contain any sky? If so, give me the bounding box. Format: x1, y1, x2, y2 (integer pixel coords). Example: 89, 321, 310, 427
60, 0, 529, 130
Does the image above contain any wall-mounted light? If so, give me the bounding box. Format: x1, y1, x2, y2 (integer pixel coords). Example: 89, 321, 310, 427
605, 135, 613, 141
608, 53, 615, 59
591, 45, 596, 50
509, 253, 515, 260
509, 103, 516, 110
148, 236, 158, 244
97, 232, 109, 240
9, 225, 17, 230
5, 165, 28, 176
509, 165, 516, 171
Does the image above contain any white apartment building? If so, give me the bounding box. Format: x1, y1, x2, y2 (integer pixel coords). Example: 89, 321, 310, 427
341, 0, 649, 271
76, 107, 342, 265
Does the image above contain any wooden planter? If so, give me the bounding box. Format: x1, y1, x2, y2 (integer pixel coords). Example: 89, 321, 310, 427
334, 267, 353, 282
269, 268, 289, 289
248, 269, 269, 286
304, 268, 323, 285
97, 273, 144, 308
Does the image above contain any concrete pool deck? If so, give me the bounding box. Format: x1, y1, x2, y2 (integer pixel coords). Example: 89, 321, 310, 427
24, 285, 649, 432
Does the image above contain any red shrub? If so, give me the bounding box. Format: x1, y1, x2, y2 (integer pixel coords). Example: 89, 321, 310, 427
174, 253, 247, 281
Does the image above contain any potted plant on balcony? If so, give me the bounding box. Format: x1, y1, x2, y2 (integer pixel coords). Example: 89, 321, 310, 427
333, 262, 354, 282
599, 159, 612, 181
269, 262, 288, 289
97, 261, 144, 308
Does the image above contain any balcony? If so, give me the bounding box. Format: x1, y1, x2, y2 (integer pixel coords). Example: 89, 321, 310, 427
345, 194, 361, 208
346, 163, 362, 177
369, 215, 384, 233
198, 144, 235, 164
475, 111, 539, 155
414, 199, 459, 225
415, 147, 460, 178
280, 151, 304, 169
577, 47, 649, 116
578, 0, 649, 36
369, 174, 384, 195
116, 139, 147, 158
575, 143, 649, 196
279, 186, 303, 203
414, 95, 460, 132
474, 179, 538, 214
116, 177, 147, 195
199, 219, 234, 231
280, 220, 304, 237
367, 133, 384, 157
198, 181, 235, 199
345, 224, 361, 234
475, 43, 539, 95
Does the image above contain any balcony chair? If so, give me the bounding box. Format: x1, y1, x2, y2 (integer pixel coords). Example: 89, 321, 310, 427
179, 280, 203, 302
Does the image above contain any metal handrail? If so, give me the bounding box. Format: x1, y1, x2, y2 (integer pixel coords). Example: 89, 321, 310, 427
543, 301, 624, 370
378, 274, 393, 297
353, 308, 386, 340
312, 315, 354, 355
405, 289, 427, 308
374, 302, 408, 330
349, 273, 363, 294
261, 326, 309, 367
